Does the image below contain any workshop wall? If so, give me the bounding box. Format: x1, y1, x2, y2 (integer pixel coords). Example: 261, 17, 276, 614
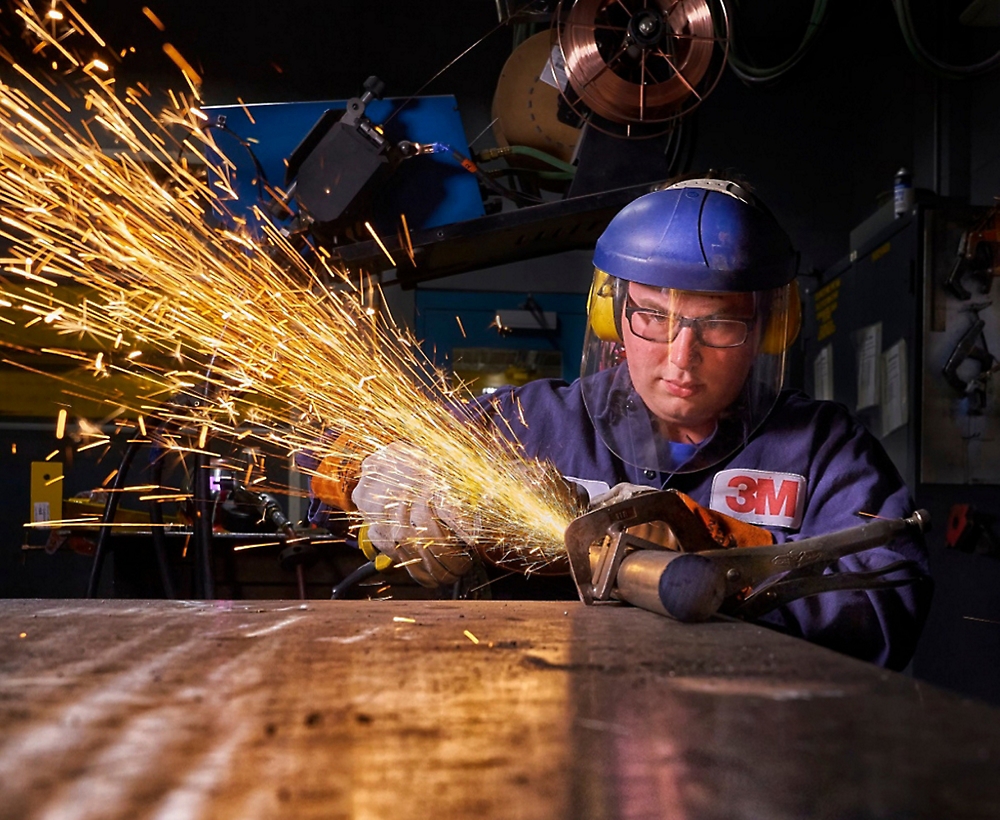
60, 2, 1000, 291
54, 2, 999, 273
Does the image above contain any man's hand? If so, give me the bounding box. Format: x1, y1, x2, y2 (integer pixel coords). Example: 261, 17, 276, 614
351, 442, 475, 588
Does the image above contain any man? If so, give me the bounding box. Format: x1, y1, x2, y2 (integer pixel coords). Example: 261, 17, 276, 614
345, 176, 932, 670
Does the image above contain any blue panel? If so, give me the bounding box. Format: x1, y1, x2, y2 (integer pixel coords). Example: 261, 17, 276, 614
203, 96, 484, 234
414, 290, 589, 385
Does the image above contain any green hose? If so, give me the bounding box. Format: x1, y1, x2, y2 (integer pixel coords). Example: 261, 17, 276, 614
726, 0, 830, 84
892, 0, 1000, 80
477, 145, 577, 175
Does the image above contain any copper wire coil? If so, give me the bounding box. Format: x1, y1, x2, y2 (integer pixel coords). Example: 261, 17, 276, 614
558, 0, 723, 126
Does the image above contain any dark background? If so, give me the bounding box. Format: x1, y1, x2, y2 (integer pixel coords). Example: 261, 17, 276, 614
40, 0, 996, 274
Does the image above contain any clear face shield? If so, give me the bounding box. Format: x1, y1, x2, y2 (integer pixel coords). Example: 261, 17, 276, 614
580, 272, 796, 476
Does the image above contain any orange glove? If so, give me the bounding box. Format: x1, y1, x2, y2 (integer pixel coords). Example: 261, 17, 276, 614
310, 433, 364, 512
590, 484, 774, 551
675, 491, 774, 549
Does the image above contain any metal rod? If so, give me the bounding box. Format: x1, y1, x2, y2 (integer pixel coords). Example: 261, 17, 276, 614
86, 440, 141, 598
193, 452, 215, 599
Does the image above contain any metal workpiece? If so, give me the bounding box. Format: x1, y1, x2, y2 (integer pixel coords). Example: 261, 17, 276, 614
615, 548, 698, 617
567, 491, 930, 622
622, 549, 728, 621
2, 599, 999, 820
565, 489, 719, 606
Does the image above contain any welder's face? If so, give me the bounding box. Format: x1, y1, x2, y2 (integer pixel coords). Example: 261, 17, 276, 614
622, 283, 757, 443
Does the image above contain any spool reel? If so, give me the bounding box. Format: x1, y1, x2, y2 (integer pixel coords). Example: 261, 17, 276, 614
553, 0, 730, 137
491, 31, 583, 191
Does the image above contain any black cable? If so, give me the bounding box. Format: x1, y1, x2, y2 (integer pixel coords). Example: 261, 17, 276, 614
203, 119, 275, 205
892, 0, 1000, 80
727, 0, 830, 84
331, 560, 379, 599
427, 142, 543, 205
382, 0, 549, 128
671, 112, 697, 178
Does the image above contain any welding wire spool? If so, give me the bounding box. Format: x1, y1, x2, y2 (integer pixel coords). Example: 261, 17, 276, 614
554, 0, 729, 136
491, 30, 583, 176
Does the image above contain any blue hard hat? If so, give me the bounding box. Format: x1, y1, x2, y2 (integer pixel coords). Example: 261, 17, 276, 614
593, 179, 798, 292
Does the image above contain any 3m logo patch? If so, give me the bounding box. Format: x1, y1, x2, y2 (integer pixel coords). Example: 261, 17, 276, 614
710, 469, 806, 529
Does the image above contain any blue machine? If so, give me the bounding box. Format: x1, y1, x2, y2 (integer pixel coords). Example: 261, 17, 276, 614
203, 93, 485, 238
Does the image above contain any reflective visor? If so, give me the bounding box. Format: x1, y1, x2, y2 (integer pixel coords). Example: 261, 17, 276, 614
580, 279, 794, 476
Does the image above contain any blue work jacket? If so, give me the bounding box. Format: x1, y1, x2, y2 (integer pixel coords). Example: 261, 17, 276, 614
473, 370, 931, 671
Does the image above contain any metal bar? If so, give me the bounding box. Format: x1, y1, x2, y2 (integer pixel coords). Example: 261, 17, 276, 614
2, 599, 999, 819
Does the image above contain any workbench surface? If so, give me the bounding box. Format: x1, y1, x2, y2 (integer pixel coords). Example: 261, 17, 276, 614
1, 599, 998, 820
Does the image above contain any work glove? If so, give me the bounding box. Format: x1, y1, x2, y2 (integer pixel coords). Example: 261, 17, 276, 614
351, 441, 476, 588
310, 432, 362, 512
590, 483, 774, 551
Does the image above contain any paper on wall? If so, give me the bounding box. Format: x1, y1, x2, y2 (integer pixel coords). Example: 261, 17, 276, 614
856, 322, 882, 410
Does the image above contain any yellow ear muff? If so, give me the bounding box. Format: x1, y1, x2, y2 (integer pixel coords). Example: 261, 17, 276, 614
760, 280, 802, 355
587, 268, 622, 343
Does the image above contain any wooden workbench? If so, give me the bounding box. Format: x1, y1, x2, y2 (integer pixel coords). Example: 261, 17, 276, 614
1, 599, 998, 819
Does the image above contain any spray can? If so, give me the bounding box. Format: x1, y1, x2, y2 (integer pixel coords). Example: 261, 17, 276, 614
894, 167, 914, 218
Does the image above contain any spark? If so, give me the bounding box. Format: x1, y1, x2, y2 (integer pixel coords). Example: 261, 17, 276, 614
55, 408, 67, 439
44, 449, 58, 460
142, 7, 166, 32
392, 616, 416, 623
236, 97, 256, 125
463, 629, 480, 645
24, 519, 179, 528
63, 3, 107, 46
0, 14, 581, 572
15, 7, 79, 66
162, 43, 202, 87
393, 557, 423, 569
364, 220, 396, 267
43, 474, 64, 486
400, 212, 416, 266
11, 63, 71, 112
233, 541, 281, 551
